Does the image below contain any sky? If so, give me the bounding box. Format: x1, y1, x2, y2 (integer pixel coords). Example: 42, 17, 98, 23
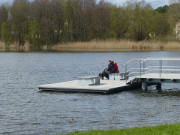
0, 0, 169, 9
100, 0, 169, 8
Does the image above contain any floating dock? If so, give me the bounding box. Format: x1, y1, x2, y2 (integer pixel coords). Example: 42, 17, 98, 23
38, 79, 140, 94
38, 57, 180, 94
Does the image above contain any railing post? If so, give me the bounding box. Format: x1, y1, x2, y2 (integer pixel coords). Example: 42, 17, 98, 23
143, 61, 145, 74
125, 64, 127, 83
159, 60, 162, 78
140, 59, 142, 77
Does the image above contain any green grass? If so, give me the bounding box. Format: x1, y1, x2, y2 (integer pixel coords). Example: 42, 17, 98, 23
63, 123, 180, 135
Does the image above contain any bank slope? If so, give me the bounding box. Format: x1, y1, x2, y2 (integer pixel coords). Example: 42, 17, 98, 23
63, 123, 180, 135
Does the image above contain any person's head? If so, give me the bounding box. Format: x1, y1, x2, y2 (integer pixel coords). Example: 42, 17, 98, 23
108, 60, 111, 64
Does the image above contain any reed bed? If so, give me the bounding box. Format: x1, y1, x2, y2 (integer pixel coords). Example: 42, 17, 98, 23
163, 41, 180, 50
0, 41, 6, 51
0, 42, 30, 52
51, 40, 180, 52
0, 40, 180, 52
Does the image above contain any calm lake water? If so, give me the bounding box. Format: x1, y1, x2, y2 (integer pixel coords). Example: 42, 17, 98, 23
0, 52, 180, 135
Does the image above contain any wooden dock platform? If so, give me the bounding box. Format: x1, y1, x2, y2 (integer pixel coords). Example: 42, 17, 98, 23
38, 79, 140, 94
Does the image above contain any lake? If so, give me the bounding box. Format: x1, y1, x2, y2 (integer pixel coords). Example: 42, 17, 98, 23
0, 52, 180, 135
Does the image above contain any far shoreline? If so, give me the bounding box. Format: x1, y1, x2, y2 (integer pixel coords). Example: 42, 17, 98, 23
0, 40, 180, 52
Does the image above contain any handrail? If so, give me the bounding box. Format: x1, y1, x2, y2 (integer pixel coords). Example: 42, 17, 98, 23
127, 68, 180, 77
124, 58, 142, 66
144, 57, 180, 61
124, 57, 180, 83
124, 57, 180, 66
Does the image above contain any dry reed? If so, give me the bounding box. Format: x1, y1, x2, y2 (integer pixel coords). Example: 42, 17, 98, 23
51, 40, 180, 52
0, 40, 180, 52
0, 41, 30, 52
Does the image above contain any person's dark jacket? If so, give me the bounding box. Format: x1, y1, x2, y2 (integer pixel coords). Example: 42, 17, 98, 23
107, 62, 116, 73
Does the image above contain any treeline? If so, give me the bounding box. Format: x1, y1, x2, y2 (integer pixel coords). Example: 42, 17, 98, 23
0, 0, 179, 48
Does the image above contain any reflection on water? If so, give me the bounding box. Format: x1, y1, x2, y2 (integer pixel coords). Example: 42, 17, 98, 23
0, 52, 179, 135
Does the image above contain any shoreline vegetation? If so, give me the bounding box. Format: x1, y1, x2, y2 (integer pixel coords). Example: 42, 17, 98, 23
0, 40, 180, 52
63, 123, 180, 135
0, 0, 179, 51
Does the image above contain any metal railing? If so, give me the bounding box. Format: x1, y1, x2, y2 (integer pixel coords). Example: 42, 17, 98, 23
124, 57, 180, 83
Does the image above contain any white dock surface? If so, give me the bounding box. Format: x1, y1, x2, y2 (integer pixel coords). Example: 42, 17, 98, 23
38, 79, 130, 93
139, 73, 180, 79
38, 73, 180, 93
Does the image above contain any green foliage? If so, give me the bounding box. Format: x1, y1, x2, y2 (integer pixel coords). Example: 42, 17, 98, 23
26, 20, 40, 46
0, 5, 8, 28
10, 0, 30, 45
0, 0, 179, 47
63, 123, 180, 135
156, 5, 168, 13
63, 0, 80, 41
1, 22, 11, 45
110, 6, 119, 38
167, 3, 180, 31
125, 2, 154, 40
152, 13, 170, 36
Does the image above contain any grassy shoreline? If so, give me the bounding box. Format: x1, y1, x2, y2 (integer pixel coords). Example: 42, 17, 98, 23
0, 40, 180, 52
63, 123, 180, 135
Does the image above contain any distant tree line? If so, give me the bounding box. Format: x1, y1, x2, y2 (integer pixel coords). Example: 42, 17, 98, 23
0, 0, 179, 48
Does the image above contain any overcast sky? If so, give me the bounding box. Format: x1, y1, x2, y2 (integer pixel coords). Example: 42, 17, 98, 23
99, 0, 169, 8
0, 0, 169, 8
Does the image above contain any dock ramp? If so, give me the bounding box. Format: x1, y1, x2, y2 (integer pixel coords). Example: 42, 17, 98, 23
125, 58, 180, 90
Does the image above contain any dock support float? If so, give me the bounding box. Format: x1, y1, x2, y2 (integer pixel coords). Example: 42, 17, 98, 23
142, 82, 162, 91
142, 82, 147, 90
156, 83, 162, 91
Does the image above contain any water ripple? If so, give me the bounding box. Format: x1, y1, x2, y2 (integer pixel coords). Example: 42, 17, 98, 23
0, 52, 180, 135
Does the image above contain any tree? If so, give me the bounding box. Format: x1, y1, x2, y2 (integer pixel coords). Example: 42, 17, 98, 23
125, 1, 154, 41
155, 5, 168, 13
62, 0, 81, 41
110, 6, 119, 38
10, 0, 30, 45
50, 0, 64, 44
167, 3, 180, 32
0, 5, 9, 39
152, 12, 170, 37
1, 22, 11, 45
26, 19, 40, 46
110, 6, 128, 39
93, 0, 111, 39
0, 0, 178, 47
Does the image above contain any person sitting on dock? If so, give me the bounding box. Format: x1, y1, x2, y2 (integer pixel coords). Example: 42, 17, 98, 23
99, 60, 116, 79
113, 61, 119, 73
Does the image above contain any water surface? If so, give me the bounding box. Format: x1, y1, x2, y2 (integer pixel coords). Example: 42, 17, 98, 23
0, 52, 180, 135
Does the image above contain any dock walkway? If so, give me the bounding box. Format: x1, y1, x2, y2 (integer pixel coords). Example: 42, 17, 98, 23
125, 58, 180, 90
